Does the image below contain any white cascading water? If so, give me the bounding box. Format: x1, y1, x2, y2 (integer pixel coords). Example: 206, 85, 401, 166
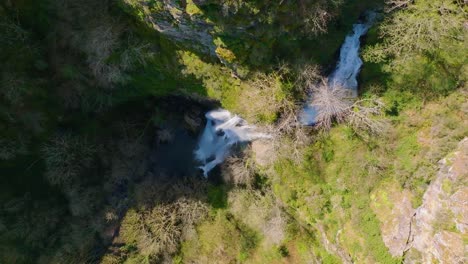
195, 12, 376, 175
194, 109, 271, 176
301, 12, 376, 125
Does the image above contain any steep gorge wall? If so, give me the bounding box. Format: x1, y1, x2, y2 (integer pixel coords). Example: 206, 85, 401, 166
118, 0, 377, 68
374, 138, 468, 263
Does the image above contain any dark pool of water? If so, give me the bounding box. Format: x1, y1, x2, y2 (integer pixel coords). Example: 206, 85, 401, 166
150, 128, 201, 177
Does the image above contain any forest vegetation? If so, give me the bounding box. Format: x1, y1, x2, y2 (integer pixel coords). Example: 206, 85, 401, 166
0, 0, 466, 263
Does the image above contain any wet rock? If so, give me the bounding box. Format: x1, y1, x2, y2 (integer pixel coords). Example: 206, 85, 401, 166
157, 128, 174, 143
184, 112, 202, 133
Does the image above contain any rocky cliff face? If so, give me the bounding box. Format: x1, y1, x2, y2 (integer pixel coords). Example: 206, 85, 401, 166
121, 0, 217, 56
118, 0, 358, 68
371, 181, 414, 257
374, 138, 468, 263
406, 137, 467, 263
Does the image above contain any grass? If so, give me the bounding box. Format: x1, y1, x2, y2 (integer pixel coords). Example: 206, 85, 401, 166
207, 185, 228, 209
2, 0, 466, 263
264, 86, 467, 262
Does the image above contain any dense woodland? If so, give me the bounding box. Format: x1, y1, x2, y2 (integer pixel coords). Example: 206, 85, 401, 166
0, 0, 467, 263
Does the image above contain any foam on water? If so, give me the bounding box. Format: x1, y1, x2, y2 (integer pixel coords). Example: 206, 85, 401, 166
194, 12, 376, 175
194, 109, 271, 176
301, 12, 376, 125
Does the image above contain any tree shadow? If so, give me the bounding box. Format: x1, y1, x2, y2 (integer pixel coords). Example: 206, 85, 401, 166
90, 95, 223, 263
0, 1, 218, 263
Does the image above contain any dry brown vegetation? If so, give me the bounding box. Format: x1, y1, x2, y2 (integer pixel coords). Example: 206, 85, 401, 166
239, 66, 294, 123
53, 0, 152, 92
307, 79, 388, 135
228, 189, 287, 246
310, 81, 352, 130
384, 0, 412, 12
120, 198, 209, 257
41, 134, 97, 186
221, 156, 255, 186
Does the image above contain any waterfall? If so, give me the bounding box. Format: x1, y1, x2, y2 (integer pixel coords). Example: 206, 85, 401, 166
301, 12, 376, 125
194, 109, 271, 176
194, 12, 376, 175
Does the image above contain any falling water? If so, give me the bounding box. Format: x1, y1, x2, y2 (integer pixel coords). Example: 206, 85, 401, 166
301, 12, 377, 125
194, 109, 271, 176
194, 12, 376, 175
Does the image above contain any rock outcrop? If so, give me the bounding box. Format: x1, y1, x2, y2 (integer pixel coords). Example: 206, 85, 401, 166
375, 138, 468, 263
406, 138, 468, 263
371, 181, 414, 257
122, 0, 217, 56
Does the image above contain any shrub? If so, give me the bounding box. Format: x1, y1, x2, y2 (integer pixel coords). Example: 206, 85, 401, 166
221, 156, 255, 186
306, 79, 388, 136
310, 81, 352, 130
120, 198, 208, 257
0, 137, 27, 160
41, 134, 97, 186
228, 189, 286, 246
0, 71, 29, 105
180, 211, 249, 263
241, 67, 295, 123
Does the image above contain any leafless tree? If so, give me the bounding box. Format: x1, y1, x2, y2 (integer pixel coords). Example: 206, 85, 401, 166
303, 4, 333, 35
83, 22, 125, 87
0, 16, 28, 45
384, 0, 413, 12
228, 189, 286, 245
41, 134, 97, 186
296, 64, 322, 92
306, 79, 387, 135
310, 80, 352, 130
222, 156, 254, 186
0, 137, 27, 160
122, 198, 208, 257
0, 71, 28, 104
347, 97, 388, 137
259, 65, 321, 163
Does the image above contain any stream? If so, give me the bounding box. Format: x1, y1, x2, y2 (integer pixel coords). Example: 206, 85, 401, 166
194, 12, 377, 176
301, 11, 377, 125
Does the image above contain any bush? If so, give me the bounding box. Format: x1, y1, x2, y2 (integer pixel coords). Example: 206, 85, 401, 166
120, 199, 208, 258
240, 67, 295, 123
307, 79, 387, 135
179, 211, 257, 264
364, 0, 466, 99
41, 134, 97, 186
229, 189, 286, 246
